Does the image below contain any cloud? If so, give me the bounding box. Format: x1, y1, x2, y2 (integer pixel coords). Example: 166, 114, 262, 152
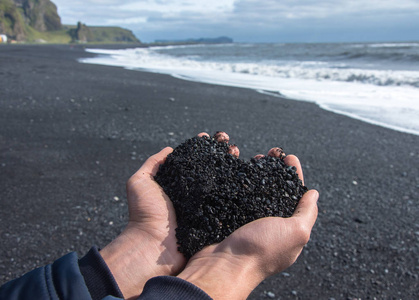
54, 0, 235, 24
118, 0, 235, 15
105, 17, 148, 25
52, 0, 419, 42
231, 0, 419, 22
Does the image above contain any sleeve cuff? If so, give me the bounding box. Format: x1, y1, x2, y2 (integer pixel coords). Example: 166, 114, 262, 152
78, 246, 124, 300
139, 276, 213, 300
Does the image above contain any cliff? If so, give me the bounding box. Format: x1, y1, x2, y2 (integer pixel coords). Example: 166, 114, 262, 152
68, 22, 140, 43
0, 0, 140, 43
0, 0, 27, 40
18, 0, 61, 32
0, 0, 61, 40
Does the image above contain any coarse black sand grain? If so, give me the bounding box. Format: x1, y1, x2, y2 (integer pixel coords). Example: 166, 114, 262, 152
154, 135, 307, 258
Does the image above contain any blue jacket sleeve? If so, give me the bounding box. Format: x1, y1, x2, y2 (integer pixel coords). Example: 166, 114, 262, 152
103, 276, 213, 300
0, 252, 212, 300
0, 252, 92, 300
137, 276, 213, 300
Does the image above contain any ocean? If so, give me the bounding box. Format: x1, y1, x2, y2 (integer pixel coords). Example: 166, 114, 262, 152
80, 42, 419, 135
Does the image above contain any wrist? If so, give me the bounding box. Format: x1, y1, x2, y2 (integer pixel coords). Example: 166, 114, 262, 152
100, 224, 177, 299
178, 247, 263, 300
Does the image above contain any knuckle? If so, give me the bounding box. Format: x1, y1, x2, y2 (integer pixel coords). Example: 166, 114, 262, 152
296, 223, 311, 245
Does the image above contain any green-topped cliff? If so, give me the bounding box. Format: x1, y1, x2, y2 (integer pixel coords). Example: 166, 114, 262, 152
67, 22, 140, 44
0, 0, 26, 40
0, 0, 140, 43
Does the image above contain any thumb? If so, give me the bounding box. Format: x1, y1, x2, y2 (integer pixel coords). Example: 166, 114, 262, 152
138, 147, 173, 177
291, 190, 319, 232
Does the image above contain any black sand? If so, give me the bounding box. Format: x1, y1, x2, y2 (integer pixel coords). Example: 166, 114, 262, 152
155, 135, 306, 258
0, 45, 418, 299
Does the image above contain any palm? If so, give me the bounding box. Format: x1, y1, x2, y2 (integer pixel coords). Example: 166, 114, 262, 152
186, 150, 315, 277
126, 147, 186, 273
221, 208, 310, 273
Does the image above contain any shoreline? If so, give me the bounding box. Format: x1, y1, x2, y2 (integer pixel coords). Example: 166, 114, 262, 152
259, 90, 419, 136
80, 44, 419, 137
0, 44, 418, 299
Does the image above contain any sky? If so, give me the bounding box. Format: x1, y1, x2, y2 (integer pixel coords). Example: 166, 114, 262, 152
52, 0, 419, 43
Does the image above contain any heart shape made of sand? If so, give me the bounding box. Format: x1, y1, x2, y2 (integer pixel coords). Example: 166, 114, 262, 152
155, 135, 307, 258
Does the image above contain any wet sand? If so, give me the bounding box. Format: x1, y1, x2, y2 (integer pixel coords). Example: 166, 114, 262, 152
0, 44, 418, 298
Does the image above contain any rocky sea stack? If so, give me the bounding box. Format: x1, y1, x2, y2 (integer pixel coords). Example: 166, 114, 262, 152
155, 134, 307, 258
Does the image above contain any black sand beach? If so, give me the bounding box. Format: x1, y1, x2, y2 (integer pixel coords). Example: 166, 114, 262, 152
0, 45, 418, 299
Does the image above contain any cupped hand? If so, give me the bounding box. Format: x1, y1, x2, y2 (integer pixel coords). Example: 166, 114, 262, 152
125, 147, 186, 268
101, 147, 186, 299
178, 135, 319, 300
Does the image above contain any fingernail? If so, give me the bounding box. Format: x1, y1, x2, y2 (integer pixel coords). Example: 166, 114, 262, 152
198, 132, 210, 138
214, 131, 229, 143
267, 147, 285, 158
228, 145, 240, 158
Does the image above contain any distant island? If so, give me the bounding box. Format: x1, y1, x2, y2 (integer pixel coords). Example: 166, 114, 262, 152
0, 0, 140, 43
154, 36, 233, 45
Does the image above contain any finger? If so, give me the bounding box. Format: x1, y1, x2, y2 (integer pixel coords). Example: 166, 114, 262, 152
138, 147, 173, 176
213, 131, 230, 143
267, 147, 285, 158
228, 144, 240, 158
291, 190, 319, 231
198, 132, 210, 138
283, 155, 304, 185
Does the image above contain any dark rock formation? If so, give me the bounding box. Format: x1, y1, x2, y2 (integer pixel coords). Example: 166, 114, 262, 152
68, 22, 93, 43
0, 0, 61, 41
21, 0, 62, 32
0, 0, 26, 40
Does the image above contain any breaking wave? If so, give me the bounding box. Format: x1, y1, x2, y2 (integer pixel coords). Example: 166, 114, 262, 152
81, 43, 419, 135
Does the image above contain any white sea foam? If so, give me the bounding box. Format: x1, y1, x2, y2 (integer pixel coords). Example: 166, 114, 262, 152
81, 46, 419, 135
350, 42, 419, 48
367, 43, 419, 48
84, 47, 419, 87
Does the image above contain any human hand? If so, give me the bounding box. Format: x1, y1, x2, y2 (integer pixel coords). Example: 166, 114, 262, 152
100, 147, 186, 299
178, 137, 318, 300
